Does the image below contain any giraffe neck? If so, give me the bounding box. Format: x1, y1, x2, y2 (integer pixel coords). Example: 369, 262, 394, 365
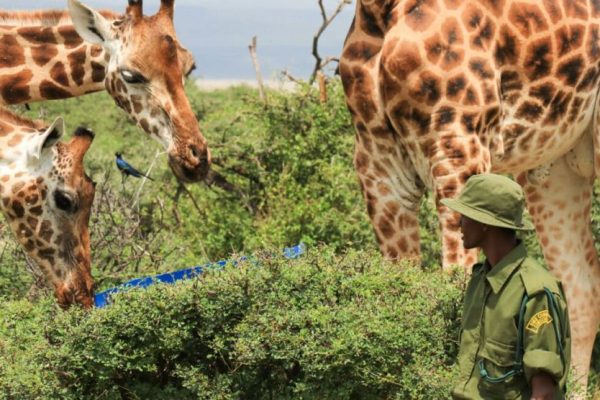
0, 9, 120, 105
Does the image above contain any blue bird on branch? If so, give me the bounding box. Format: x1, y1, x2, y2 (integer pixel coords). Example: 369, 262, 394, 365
115, 152, 154, 181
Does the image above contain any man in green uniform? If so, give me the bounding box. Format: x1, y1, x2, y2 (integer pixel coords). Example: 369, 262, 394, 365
441, 173, 571, 400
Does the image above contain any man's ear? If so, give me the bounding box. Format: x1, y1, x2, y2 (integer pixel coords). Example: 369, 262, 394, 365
28, 117, 64, 165
68, 0, 115, 46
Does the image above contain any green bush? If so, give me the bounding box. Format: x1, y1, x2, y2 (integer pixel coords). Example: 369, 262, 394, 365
0, 247, 463, 399
191, 82, 377, 255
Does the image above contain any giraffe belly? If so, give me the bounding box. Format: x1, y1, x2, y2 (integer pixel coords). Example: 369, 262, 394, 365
491, 95, 597, 175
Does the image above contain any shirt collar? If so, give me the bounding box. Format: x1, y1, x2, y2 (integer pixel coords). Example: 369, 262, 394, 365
485, 241, 527, 294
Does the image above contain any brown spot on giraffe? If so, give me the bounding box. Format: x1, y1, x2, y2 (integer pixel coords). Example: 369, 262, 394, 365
50, 62, 70, 87
31, 44, 58, 67
57, 25, 83, 48
91, 61, 105, 83
494, 25, 520, 65
0, 70, 32, 104
139, 118, 150, 133
557, 56, 585, 86
67, 47, 86, 86
40, 80, 72, 100
26, 216, 38, 230
39, 220, 53, 243
383, 41, 422, 82
404, 0, 439, 32
130, 95, 143, 114
17, 26, 57, 44
0, 35, 25, 68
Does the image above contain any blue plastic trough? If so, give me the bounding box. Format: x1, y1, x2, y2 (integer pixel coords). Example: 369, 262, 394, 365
94, 243, 306, 308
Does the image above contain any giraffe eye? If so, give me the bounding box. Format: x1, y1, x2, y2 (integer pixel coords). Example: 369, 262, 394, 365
54, 190, 76, 213
184, 63, 196, 78
120, 69, 147, 84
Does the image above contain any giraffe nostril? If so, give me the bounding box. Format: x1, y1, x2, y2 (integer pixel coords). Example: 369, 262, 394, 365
190, 145, 199, 160
169, 147, 210, 183
189, 145, 209, 168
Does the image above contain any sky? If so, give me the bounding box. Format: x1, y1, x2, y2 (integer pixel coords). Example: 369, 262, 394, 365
0, 0, 356, 80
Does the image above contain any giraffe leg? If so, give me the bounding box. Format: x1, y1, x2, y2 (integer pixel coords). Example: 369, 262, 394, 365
518, 154, 600, 391
341, 28, 426, 261
434, 172, 480, 270
353, 124, 425, 261
430, 129, 490, 270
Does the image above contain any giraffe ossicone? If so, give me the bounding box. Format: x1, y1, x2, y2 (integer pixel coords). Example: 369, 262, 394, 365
0, 108, 95, 308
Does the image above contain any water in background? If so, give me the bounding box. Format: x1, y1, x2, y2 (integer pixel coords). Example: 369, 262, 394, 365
180, 4, 354, 80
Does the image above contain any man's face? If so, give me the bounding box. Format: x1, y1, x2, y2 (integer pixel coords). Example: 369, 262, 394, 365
460, 215, 487, 249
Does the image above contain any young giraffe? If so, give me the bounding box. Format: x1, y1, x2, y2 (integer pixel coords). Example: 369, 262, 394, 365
0, 0, 208, 183
341, 0, 600, 389
0, 107, 95, 308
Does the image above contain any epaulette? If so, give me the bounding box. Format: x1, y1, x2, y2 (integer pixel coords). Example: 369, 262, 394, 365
519, 261, 559, 297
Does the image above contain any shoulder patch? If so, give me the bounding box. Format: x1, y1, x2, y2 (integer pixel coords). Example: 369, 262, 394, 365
526, 310, 553, 334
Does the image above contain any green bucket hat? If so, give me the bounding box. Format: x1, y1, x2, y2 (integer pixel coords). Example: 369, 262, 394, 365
440, 173, 534, 231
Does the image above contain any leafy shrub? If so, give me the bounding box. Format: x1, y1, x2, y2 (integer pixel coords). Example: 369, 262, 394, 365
0, 247, 463, 399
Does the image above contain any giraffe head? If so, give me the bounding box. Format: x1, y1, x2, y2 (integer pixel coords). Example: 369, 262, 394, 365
68, 0, 209, 183
0, 114, 95, 308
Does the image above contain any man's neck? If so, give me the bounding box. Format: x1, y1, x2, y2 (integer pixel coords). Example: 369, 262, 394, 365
482, 237, 519, 268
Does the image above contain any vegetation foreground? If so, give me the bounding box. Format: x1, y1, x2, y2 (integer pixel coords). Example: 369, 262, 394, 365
0, 80, 599, 398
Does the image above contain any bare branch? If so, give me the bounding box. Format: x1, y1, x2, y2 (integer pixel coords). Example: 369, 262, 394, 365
248, 36, 266, 102
281, 70, 302, 84
310, 0, 352, 83
318, 70, 328, 103
211, 157, 262, 186
321, 56, 340, 70
131, 150, 165, 209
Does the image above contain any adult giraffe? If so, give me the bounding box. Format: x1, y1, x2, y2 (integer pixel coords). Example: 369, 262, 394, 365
0, 108, 95, 308
0, 0, 208, 182
340, 0, 600, 389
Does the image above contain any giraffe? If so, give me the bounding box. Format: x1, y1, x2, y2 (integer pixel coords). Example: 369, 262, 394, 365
0, 107, 95, 308
0, 0, 208, 183
340, 0, 600, 390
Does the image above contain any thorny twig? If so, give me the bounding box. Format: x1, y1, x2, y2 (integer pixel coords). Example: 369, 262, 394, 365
131, 150, 165, 210
90, 170, 173, 279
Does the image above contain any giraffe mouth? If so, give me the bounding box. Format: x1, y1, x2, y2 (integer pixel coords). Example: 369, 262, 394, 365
55, 283, 94, 309
54, 264, 95, 309
168, 152, 210, 183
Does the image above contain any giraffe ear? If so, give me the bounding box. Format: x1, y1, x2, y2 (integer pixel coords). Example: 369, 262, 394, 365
29, 117, 65, 165
68, 0, 115, 46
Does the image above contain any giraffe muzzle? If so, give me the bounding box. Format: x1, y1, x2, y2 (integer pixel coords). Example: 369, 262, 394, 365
55, 267, 95, 309
168, 143, 211, 183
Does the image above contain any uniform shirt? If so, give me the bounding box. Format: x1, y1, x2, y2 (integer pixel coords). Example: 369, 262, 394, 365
452, 242, 571, 399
